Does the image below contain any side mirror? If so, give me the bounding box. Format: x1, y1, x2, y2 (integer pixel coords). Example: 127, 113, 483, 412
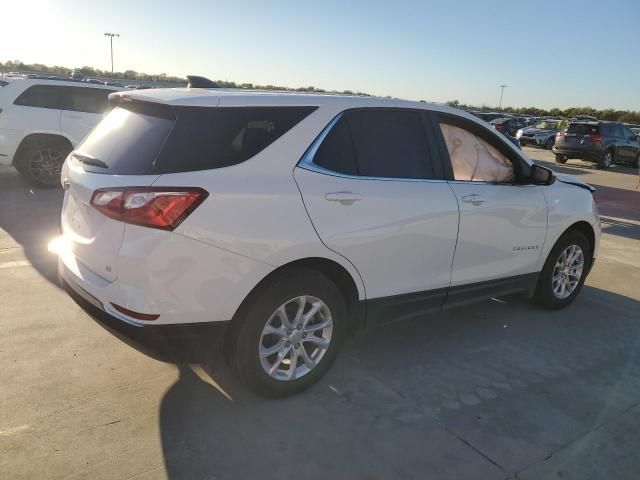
530, 164, 556, 186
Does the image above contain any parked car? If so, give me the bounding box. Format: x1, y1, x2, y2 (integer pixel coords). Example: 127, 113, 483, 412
516, 120, 560, 149
553, 121, 640, 168
631, 127, 640, 139
0, 77, 120, 187
57, 86, 601, 398
471, 111, 513, 122
490, 117, 527, 136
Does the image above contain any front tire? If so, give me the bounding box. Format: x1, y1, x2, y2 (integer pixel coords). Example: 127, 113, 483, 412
15, 137, 71, 188
597, 150, 613, 169
555, 154, 567, 164
534, 230, 591, 309
228, 269, 347, 398
545, 137, 555, 150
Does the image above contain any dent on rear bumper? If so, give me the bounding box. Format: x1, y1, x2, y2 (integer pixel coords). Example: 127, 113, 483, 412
59, 227, 274, 326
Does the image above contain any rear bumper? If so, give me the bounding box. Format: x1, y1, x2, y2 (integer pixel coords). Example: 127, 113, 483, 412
552, 146, 602, 162
60, 268, 230, 361
57, 225, 274, 326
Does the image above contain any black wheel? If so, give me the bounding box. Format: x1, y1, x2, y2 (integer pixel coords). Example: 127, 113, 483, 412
597, 150, 613, 169
545, 137, 555, 150
228, 268, 347, 398
15, 137, 71, 188
555, 154, 567, 164
534, 230, 592, 309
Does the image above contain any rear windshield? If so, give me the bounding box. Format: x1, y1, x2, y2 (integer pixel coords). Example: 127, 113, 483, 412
566, 123, 599, 135
75, 104, 317, 174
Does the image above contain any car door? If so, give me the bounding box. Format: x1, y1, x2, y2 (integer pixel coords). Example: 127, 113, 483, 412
60, 86, 115, 146
294, 108, 460, 322
433, 114, 548, 303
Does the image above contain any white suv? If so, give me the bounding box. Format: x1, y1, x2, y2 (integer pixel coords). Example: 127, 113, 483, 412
0, 77, 119, 187
56, 86, 600, 397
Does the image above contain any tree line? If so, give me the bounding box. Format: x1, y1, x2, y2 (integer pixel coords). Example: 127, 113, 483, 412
0, 60, 370, 96
2, 60, 637, 124
446, 100, 640, 124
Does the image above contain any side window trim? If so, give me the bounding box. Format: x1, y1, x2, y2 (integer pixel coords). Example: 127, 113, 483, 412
299, 107, 449, 182
433, 112, 530, 184
423, 111, 454, 181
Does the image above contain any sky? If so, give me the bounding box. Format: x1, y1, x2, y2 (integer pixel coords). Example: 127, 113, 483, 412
3, 0, 640, 110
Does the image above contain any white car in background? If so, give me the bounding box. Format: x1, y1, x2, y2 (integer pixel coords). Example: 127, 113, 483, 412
0, 77, 119, 187
57, 84, 600, 397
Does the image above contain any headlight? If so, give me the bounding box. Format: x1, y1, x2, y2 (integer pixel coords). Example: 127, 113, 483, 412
516, 129, 523, 138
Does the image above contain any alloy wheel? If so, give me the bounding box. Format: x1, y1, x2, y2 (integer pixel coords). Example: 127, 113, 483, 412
259, 295, 333, 381
28, 148, 64, 184
603, 151, 613, 168
552, 244, 584, 299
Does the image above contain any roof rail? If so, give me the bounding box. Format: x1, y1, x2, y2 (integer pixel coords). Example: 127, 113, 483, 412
186, 75, 220, 88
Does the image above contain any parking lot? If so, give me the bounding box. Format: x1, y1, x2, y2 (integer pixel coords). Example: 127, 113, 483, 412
1, 146, 639, 479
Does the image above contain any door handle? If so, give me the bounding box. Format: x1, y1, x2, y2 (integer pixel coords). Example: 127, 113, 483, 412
461, 194, 485, 206
325, 192, 362, 205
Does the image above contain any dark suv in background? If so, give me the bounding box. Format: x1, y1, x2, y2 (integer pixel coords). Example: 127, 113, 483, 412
490, 117, 527, 136
553, 121, 640, 169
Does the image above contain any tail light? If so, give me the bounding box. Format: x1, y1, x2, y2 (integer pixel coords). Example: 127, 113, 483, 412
556, 131, 565, 138
585, 134, 602, 142
91, 187, 208, 231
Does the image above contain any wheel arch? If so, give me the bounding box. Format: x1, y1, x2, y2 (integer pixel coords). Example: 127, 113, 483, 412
567, 221, 596, 259
231, 257, 364, 335
547, 221, 596, 271
13, 133, 73, 166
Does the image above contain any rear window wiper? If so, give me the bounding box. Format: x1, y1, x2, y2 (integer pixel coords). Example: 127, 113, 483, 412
72, 152, 108, 169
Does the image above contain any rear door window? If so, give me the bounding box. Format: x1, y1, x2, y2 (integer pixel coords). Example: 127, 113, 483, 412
347, 109, 434, 179
14, 85, 63, 109
65, 87, 114, 114
312, 109, 438, 179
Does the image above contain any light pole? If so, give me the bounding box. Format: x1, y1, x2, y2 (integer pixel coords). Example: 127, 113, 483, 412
104, 32, 120, 75
498, 84, 508, 110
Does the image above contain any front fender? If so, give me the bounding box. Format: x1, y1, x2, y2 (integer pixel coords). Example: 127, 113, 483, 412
538, 182, 600, 270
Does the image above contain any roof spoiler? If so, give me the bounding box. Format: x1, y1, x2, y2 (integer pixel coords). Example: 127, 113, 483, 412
186, 75, 220, 89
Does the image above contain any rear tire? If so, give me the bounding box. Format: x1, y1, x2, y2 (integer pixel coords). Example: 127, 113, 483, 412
555, 154, 567, 164
228, 268, 347, 398
15, 137, 71, 188
533, 230, 591, 310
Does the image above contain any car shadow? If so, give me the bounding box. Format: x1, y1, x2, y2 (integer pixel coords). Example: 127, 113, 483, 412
74, 283, 640, 479
0, 167, 63, 286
